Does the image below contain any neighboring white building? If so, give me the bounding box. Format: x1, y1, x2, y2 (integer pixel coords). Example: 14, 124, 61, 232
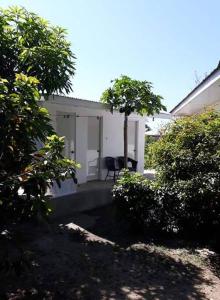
145, 111, 172, 138
171, 62, 220, 116
41, 95, 146, 197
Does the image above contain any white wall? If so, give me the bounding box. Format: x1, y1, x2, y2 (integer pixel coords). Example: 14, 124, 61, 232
40, 96, 146, 196
215, 103, 220, 111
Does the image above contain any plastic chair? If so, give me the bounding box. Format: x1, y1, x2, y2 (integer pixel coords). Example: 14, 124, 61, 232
105, 157, 119, 182
117, 156, 138, 172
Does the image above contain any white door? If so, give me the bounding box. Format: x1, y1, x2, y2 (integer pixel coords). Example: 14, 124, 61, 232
87, 116, 101, 181
128, 120, 137, 159
56, 112, 76, 160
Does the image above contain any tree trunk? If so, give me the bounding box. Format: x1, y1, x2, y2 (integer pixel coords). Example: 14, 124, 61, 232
124, 114, 128, 168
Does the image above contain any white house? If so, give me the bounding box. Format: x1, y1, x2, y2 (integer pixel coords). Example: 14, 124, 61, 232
145, 111, 172, 138
41, 95, 146, 197
171, 62, 220, 116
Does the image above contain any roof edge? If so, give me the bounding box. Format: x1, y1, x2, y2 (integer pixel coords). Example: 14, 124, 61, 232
170, 62, 220, 114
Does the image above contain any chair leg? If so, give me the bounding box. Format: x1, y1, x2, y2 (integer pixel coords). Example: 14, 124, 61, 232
113, 171, 116, 182
105, 170, 109, 181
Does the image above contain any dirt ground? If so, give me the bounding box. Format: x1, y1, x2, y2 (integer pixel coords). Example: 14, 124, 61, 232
1, 204, 220, 300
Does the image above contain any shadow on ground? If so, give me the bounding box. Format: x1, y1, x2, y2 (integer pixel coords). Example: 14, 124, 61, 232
0, 204, 219, 300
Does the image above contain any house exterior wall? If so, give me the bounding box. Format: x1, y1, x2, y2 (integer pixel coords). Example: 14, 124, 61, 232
215, 102, 220, 111
40, 96, 145, 197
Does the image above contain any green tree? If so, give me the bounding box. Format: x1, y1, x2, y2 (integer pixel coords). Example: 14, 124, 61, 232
0, 7, 77, 223
101, 75, 166, 168
0, 6, 75, 96
0, 75, 79, 223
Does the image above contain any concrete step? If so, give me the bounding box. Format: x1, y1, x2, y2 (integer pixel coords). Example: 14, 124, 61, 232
49, 181, 113, 218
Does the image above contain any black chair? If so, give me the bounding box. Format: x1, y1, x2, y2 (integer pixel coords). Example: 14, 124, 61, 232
117, 156, 138, 172
105, 157, 119, 182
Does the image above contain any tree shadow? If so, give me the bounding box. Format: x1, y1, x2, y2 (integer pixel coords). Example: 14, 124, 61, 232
0, 204, 218, 300
206, 252, 220, 278
62, 232, 212, 299
84, 204, 194, 249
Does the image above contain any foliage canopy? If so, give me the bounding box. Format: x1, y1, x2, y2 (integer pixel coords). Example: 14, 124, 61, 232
0, 7, 78, 224
148, 110, 220, 182
101, 75, 166, 116
0, 6, 76, 96
0, 75, 78, 223
101, 75, 166, 167
114, 110, 220, 245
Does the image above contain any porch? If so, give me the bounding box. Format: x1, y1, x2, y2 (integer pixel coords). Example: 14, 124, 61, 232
50, 168, 156, 218
50, 180, 114, 218
42, 96, 146, 197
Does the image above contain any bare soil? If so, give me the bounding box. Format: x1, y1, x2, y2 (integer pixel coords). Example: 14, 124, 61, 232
1, 204, 220, 300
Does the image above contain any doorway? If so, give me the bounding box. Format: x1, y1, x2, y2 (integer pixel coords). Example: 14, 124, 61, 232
56, 112, 76, 160
87, 116, 101, 181
128, 120, 138, 160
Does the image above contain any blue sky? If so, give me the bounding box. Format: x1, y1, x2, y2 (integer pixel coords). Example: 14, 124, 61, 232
1, 0, 220, 111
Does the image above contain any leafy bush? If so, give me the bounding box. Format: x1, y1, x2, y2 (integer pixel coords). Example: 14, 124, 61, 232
0, 6, 75, 95
0, 7, 78, 225
114, 171, 220, 240
0, 75, 78, 224
113, 171, 157, 230
116, 111, 220, 243
144, 135, 157, 168
155, 173, 220, 236
0, 6, 78, 276
148, 110, 220, 182
113, 171, 183, 233
148, 110, 220, 239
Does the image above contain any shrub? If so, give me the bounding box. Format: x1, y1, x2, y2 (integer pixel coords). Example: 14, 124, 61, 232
0, 6, 77, 276
149, 110, 220, 239
148, 110, 220, 182
0, 75, 78, 224
116, 111, 220, 243
155, 173, 220, 236
144, 135, 157, 168
113, 171, 220, 241
113, 171, 158, 230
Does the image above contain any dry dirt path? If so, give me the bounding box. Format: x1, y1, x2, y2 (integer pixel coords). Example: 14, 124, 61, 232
1, 205, 220, 299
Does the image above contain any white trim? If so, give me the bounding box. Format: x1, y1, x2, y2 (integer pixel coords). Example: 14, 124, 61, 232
172, 69, 220, 115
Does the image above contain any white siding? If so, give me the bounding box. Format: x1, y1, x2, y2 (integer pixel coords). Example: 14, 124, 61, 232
40, 96, 146, 196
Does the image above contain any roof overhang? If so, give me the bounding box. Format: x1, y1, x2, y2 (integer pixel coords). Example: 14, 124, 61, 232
151, 111, 172, 119
171, 64, 220, 116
